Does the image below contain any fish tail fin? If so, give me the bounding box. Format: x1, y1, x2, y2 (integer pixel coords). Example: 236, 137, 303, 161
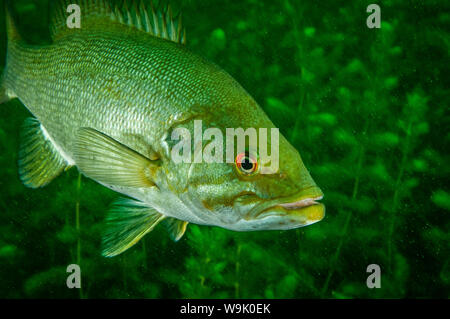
1, 2, 20, 104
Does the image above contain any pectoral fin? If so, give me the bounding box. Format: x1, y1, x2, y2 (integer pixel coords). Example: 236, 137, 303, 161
162, 218, 189, 241
102, 197, 166, 257
18, 118, 68, 188
74, 128, 159, 188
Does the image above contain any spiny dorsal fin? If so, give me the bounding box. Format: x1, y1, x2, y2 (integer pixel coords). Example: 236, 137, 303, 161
51, 0, 186, 44
102, 197, 166, 257
112, 1, 186, 44
19, 118, 68, 188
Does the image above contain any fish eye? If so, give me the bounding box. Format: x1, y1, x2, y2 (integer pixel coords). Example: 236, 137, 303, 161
235, 152, 258, 175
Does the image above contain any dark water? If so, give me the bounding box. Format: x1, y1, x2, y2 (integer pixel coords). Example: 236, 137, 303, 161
0, 0, 448, 298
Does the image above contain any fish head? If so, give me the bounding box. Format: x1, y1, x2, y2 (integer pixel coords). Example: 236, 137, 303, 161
230, 136, 325, 231
177, 117, 325, 231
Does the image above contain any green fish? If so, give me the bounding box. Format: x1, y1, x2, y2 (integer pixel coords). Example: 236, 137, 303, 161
1, 0, 324, 257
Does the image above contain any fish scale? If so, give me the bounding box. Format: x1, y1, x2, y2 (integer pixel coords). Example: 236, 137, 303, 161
6, 22, 240, 159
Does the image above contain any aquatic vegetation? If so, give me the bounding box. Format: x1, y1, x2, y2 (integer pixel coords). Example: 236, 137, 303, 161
0, 0, 448, 299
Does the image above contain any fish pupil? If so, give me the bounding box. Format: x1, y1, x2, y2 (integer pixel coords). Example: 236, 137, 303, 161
235, 152, 257, 175
241, 157, 253, 171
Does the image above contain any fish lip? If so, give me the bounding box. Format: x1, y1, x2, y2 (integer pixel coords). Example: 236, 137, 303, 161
278, 195, 323, 210
256, 195, 323, 219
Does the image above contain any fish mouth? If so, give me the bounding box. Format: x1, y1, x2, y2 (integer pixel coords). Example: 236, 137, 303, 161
260, 195, 325, 225
279, 195, 323, 210
276, 195, 325, 225
245, 187, 325, 226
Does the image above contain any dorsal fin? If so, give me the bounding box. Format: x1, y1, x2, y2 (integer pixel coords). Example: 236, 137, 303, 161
112, 1, 186, 44
51, 0, 186, 44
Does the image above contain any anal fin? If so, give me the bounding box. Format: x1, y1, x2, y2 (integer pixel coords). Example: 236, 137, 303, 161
102, 197, 166, 257
19, 118, 67, 188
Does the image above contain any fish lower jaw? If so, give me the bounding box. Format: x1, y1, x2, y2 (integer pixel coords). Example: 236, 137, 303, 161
230, 202, 325, 231
285, 202, 325, 224
254, 198, 325, 227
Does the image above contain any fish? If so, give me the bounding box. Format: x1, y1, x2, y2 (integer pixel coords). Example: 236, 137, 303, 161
1, 0, 325, 257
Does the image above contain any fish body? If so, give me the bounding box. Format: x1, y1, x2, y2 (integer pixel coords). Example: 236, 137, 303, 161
1, 1, 324, 256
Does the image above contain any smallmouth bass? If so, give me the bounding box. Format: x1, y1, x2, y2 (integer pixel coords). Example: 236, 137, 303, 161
1, 0, 324, 256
